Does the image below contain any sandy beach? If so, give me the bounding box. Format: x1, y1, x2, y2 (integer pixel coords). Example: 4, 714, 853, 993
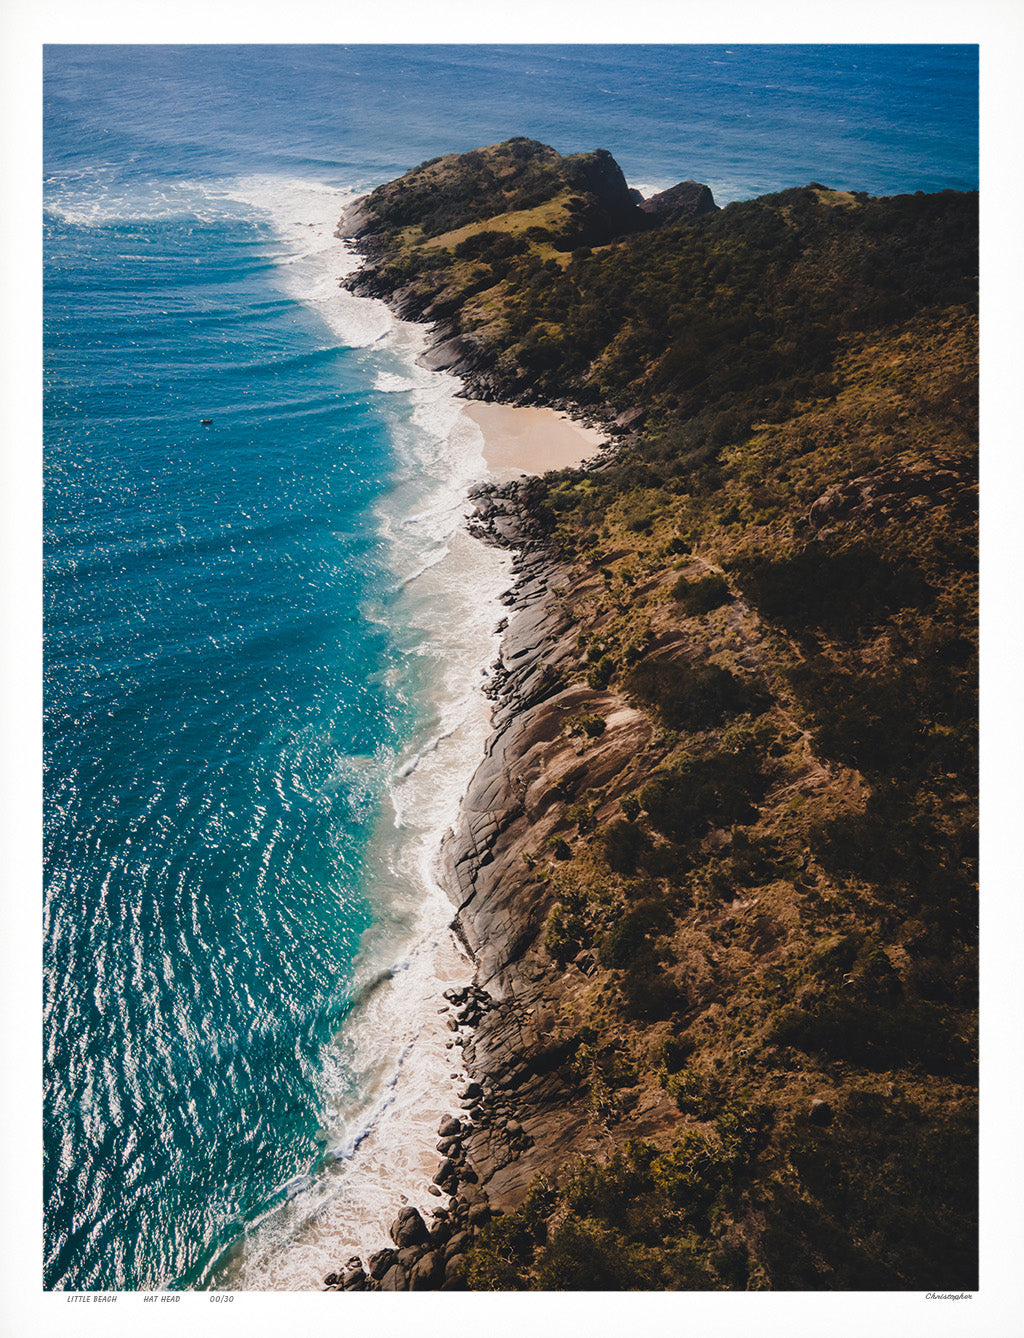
462, 401, 607, 478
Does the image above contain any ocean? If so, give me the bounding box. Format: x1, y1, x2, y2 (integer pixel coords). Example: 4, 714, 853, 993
42, 43, 978, 1291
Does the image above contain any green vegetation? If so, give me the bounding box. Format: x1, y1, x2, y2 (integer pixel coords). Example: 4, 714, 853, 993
351, 138, 643, 245
350, 141, 975, 444
671, 572, 732, 614
352, 140, 977, 1292
626, 659, 768, 732
467, 1108, 775, 1289
639, 726, 772, 843
728, 542, 932, 635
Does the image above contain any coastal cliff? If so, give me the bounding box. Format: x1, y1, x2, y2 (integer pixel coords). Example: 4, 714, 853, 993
326, 140, 978, 1291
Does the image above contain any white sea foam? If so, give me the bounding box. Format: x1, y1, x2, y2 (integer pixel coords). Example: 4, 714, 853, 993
208, 178, 512, 1291
214, 174, 396, 349
374, 371, 418, 393
44, 168, 254, 228
631, 179, 675, 200
45, 168, 394, 349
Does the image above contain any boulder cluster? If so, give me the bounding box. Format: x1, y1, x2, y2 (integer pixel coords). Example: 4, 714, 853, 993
324, 985, 518, 1292
322, 1155, 484, 1292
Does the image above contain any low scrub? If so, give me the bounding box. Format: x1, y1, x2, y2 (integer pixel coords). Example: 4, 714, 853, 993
787, 653, 975, 783
728, 541, 932, 635
770, 992, 975, 1079
671, 572, 732, 615
626, 658, 767, 731
639, 731, 770, 844
600, 818, 648, 874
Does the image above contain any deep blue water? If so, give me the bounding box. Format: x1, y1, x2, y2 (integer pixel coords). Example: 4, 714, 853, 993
43, 43, 978, 1291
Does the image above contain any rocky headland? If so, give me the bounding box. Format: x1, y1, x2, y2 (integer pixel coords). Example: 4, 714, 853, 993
325, 140, 978, 1292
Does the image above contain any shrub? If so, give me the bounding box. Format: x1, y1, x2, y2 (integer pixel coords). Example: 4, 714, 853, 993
463, 1177, 553, 1289
453, 229, 529, 262
463, 1214, 529, 1289
650, 1127, 735, 1224
662, 1066, 714, 1115
763, 1099, 978, 1290
566, 712, 606, 739
671, 572, 732, 614
729, 541, 933, 635
545, 868, 607, 961
545, 900, 588, 961
624, 507, 655, 534
905, 947, 977, 1005
566, 801, 596, 833
770, 992, 974, 1078
788, 656, 975, 783
639, 736, 768, 844
627, 658, 766, 731
659, 1035, 695, 1072
598, 898, 663, 969
808, 932, 863, 978
620, 947, 684, 1021
622, 634, 652, 666
808, 788, 977, 929
587, 655, 616, 690
600, 818, 647, 873
534, 1218, 654, 1290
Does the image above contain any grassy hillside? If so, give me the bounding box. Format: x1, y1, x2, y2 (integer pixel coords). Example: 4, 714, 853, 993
346, 141, 978, 1290
466, 305, 977, 1289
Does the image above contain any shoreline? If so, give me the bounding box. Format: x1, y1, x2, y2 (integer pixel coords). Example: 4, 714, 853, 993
213, 217, 523, 1288
325, 475, 619, 1292
322, 164, 653, 1292
327, 164, 696, 1290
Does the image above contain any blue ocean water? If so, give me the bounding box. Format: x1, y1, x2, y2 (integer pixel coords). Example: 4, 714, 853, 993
43, 44, 978, 1291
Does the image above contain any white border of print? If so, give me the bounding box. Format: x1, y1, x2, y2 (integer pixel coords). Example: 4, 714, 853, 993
3, 3, 1019, 1337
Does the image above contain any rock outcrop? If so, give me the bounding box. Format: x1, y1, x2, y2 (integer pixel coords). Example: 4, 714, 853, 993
638, 179, 719, 223
336, 138, 719, 409
338, 137, 654, 253
807, 455, 975, 529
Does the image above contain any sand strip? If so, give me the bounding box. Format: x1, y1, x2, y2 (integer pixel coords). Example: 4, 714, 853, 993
461, 401, 607, 479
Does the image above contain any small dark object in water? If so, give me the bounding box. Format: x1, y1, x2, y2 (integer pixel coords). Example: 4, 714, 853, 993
200, 418, 213, 426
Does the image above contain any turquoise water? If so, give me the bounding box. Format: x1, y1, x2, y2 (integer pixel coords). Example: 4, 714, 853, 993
43, 44, 978, 1290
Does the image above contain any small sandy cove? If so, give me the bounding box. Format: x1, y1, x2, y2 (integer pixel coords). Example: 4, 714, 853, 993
462, 401, 607, 478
